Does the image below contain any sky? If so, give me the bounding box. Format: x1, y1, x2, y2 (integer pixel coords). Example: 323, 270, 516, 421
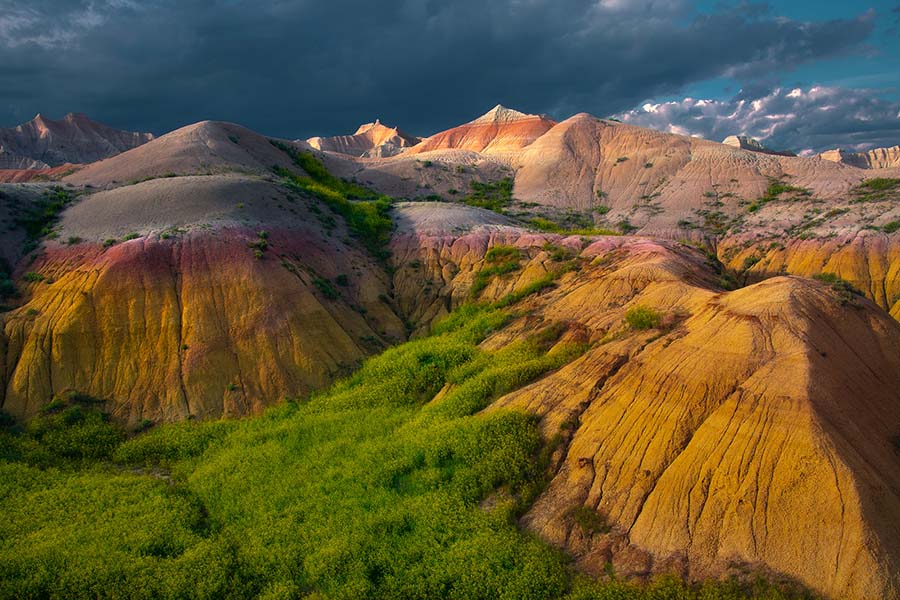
0, 0, 898, 154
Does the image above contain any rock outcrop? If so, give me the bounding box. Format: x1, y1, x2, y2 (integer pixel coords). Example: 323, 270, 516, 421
307, 120, 420, 157
722, 135, 795, 156
0, 113, 153, 168
819, 145, 900, 169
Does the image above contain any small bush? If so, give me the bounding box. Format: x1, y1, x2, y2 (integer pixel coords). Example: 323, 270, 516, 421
313, 277, 339, 299
625, 305, 661, 330
882, 221, 900, 233
569, 505, 611, 534
23, 271, 45, 282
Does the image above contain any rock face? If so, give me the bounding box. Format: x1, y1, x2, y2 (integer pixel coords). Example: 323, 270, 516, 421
406, 104, 556, 155
0, 113, 153, 168
722, 135, 795, 156
307, 120, 420, 157
819, 145, 900, 169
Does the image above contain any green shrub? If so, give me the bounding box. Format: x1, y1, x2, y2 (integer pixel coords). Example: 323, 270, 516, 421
569, 505, 611, 534
882, 221, 900, 233
625, 305, 661, 330
313, 276, 339, 299
23, 271, 45, 283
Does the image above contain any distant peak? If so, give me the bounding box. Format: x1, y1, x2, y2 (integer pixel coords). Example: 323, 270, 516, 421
354, 119, 390, 135
470, 104, 536, 124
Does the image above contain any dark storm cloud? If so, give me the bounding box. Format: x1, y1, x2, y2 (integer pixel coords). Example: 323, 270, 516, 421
0, 0, 878, 139
616, 86, 900, 154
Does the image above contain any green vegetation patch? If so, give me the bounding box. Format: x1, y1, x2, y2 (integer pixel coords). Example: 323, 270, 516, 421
850, 178, 900, 203
271, 141, 393, 260
625, 305, 662, 330
463, 177, 514, 212
15, 186, 77, 254
527, 216, 620, 237
883, 221, 900, 234
747, 178, 812, 213
0, 306, 583, 599
472, 245, 523, 297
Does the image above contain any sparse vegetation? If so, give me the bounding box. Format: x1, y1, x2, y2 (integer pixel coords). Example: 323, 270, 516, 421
748, 178, 812, 212
271, 141, 394, 260
813, 272, 862, 304
527, 216, 620, 236
882, 221, 900, 233
852, 177, 900, 203
463, 177, 514, 212
625, 305, 662, 330
569, 505, 611, 534
15, 186, 77, 254
23, 271, 45, 283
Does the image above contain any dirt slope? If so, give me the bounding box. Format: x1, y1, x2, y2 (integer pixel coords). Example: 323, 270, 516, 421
63, 121, 299, 187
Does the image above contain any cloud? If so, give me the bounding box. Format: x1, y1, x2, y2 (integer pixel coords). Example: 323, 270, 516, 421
0, 1, 879, 139
616, 86, 900, 154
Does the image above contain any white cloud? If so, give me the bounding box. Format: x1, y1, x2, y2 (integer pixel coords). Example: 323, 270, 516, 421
616, 86, 900, 153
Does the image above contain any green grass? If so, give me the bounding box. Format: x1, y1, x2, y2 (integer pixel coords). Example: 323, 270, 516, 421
625, 305, 662, 330
15, 186, 77, 254
464, 177, 514, 212
0, 301, 815, 600
850, 178, 900, 203
471, 246, 523, 297
527, 217, 620, 237
747, 179, 812, 212
883, 221, 900, 233
271, 141, 393, 260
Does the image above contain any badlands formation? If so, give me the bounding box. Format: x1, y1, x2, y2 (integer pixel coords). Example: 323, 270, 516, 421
0, 112, 152, 173
0, 107, 899, 599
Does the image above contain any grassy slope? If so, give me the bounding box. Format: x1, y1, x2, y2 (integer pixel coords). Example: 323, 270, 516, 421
0, 303, 815, 600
